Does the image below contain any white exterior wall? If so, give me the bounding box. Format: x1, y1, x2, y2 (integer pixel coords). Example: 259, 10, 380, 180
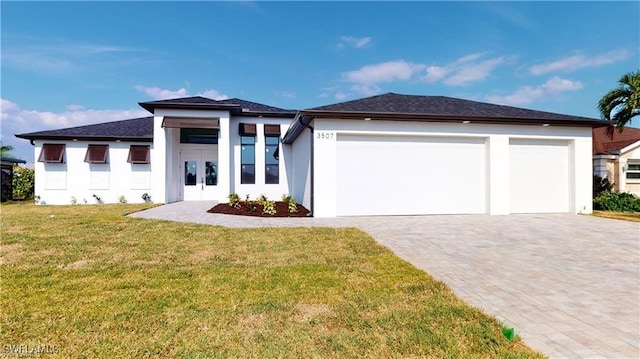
289, 127, 312, 209
229, 117, 292, 200
305, 119, 593, 217
33, 140, 152, 205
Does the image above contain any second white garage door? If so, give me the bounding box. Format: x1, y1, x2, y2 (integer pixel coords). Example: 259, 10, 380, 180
336, 134, 487, 216
509, 138, 571, 213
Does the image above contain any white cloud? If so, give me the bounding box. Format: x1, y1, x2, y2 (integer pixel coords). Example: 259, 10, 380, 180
485, 77, 583, 106
134, 86, 228, 100
1, 98, 148, 130
350, 84, 381, 97
343, 60, 425, 84
334, 92, 348, 100
443, 57, 505, 86
423, 52, 505, 86
338, 36, 372, 49
198, 89, 229, 100
65, 104, 85, 111
134, 86, 189, 100
529, 49, 630, 75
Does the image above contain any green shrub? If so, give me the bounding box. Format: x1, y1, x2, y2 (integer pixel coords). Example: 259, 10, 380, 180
262, 200, 276, 215
227, 193, 240, 208
282, 194, 298, 213
593, 191, 640, 212
12, 166, 34, 200
593, 175, 613, 198
256, 194, 269, 206
118, 195, 127, 204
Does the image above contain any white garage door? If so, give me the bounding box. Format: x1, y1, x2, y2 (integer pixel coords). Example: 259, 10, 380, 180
336, 134, 487, 216
509, 138, 570, 213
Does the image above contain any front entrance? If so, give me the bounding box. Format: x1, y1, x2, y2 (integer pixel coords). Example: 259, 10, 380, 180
181, 149, 218, 200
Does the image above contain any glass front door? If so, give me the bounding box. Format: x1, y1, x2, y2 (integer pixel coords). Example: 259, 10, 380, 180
181, 149, 217, 200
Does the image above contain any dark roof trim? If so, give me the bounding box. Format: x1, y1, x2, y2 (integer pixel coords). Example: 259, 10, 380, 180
14, 134, 153, 143
282, 110, 611, 144
139, 99, 297, 118
0, 157, 26, 164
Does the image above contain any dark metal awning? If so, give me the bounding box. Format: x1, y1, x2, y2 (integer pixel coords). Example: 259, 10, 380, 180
161, 117, 220, 129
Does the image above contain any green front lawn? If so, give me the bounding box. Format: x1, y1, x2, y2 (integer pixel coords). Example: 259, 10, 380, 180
0, 203, 543, 358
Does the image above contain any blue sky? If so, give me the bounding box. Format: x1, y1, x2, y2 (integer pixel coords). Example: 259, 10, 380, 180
2, 1, 639, 161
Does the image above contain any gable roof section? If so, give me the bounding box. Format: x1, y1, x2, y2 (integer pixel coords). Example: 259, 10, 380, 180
15, 116, 154, 142
139, 96, 296, 117
592, 126, 640, 155
283, 93, 610, 144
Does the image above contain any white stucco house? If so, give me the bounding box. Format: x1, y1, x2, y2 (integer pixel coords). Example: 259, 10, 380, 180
592, 126, 640, 196
16, 93, 608, 217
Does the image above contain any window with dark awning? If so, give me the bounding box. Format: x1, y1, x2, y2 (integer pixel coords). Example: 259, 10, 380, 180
239, 123, 257, 136
127, 145, 150, 164
38, 144, 65, 163
264, 124, 281, 136
84, 145, 109, 164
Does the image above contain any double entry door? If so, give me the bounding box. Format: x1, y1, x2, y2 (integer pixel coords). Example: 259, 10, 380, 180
181, 149, 217, 201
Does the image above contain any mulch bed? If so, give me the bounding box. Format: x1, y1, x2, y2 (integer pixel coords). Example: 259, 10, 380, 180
208, 201, 311, 217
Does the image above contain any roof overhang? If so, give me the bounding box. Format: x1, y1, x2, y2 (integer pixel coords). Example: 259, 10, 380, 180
619, 140, 640, 155
162, 117, 220, 129
139, 101, 296, 118
282, 110, 612, 144
14, 134, 153, 143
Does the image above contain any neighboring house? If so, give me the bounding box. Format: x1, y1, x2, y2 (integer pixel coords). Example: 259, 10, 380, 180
592, 126, 640, 196
16, 93, 608, 216
1, 156, 27, 202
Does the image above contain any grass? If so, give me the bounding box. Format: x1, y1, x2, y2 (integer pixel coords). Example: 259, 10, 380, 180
592, 210, 640, 222
0, 203, 544, 358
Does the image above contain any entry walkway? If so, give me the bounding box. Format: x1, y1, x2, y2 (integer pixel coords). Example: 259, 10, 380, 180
130, 202, 640, 358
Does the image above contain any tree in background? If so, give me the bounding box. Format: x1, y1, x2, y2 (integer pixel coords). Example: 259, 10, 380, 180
0, 143, 15, 158
598, 70, 640, 131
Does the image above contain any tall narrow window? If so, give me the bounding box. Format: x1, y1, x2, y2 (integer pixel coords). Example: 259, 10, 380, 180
38, 144, 65, 163
127, 145, 150, 164
84, 145, 109, 164
241, 136, 255, 184
264, 124, 280, 184
239, 123, 257, 184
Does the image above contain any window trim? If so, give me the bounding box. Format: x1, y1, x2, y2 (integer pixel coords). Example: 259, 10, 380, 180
84, 145, 109, 164
38, 144, 65, 163
127, 145, 150, 164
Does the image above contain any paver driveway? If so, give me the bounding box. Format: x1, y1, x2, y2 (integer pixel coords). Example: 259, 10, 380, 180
131, 202, 640, 358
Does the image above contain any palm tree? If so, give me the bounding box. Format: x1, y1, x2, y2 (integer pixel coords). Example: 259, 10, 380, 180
0, 143, 14, 158
598, 70, 640, 131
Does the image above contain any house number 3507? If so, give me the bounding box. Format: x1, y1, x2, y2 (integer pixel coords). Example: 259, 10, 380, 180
316, 132, 335, 140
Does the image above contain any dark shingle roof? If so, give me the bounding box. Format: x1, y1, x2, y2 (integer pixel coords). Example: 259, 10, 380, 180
139, 96, 296, 117
15, 116, 153, 142
308, 93, 601, 123
283, 93, 610, 144
593, 126, 640, 155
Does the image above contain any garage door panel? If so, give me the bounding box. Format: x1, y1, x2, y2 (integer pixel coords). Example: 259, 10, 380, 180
509, 139, 570, 213
336, 135, 486, 216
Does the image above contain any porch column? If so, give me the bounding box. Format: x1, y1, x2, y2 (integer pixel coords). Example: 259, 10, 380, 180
217, 115, 231, 199
152, 115, 167, 203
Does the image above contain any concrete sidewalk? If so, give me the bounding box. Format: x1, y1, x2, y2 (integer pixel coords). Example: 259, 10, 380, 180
130, 202, 640, 358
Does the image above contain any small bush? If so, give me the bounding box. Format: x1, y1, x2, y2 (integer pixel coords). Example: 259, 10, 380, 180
228, 193, 241, 208
593, 175, 613, 198
593, 191, 640, 212
256, 194, 269, 206
282, 194, 298, 213
70, 196, 78, 205
12, 166, 35, 200
142, 193, 151, 203
118, 195, 127, 204
262, 200, 276, 215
